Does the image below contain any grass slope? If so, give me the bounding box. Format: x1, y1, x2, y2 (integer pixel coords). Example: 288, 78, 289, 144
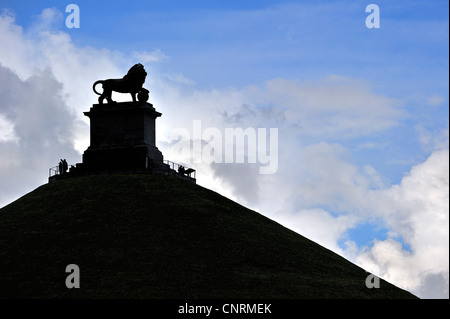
0, 174, 417, 298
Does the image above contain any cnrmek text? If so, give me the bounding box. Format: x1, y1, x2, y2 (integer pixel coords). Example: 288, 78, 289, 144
223, 303, 271, 314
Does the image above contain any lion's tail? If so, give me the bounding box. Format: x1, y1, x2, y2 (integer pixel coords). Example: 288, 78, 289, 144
92, 80, 103, 95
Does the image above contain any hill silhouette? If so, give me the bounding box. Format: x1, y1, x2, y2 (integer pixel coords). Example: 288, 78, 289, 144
0, 174, 417, 298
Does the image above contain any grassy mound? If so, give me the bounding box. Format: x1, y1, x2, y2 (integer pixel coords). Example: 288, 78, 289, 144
0, 174, 417, 298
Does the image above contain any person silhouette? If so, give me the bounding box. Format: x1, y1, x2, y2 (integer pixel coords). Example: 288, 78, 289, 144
62, 159, 68, 174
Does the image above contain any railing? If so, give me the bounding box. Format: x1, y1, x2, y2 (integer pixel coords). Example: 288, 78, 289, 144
164, 160, 196, 179
49, 159, 196, 180
49, 162, 74, 178
49, 166, 59, 178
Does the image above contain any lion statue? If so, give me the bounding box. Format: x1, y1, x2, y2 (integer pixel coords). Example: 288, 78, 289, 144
93, 63, 148, 104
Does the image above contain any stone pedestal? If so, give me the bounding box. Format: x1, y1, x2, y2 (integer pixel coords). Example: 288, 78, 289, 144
81, 101, 167, 172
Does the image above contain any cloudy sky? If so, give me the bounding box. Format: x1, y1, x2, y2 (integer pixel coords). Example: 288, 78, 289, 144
0, 0, 448, 298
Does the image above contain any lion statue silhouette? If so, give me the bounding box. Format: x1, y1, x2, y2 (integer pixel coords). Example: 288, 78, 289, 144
93, 63, 148, 104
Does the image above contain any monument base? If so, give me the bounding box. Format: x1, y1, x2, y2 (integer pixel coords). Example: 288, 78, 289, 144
79, 101, 167, 171
81, 144, 166, 172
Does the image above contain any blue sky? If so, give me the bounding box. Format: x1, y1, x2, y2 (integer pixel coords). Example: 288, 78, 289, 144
0, 0, 448, 298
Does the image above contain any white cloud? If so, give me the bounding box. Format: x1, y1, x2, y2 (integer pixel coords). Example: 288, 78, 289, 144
274, 208, 359, 255
153, 74, 404, 145
30, 7, 64, 32
0, 10, 30, 77
362, 150, 449, 295
1, 9, 119, 155
416, 124, 449, 152
271, 148, 449, 298
0, 65, 80, 207
291, 142, 372, 212
0, 114, 18, 143
132, 49, 168, 63
427, 94, 445, 107
155, 73, 405, 213
161, 72, 196, 86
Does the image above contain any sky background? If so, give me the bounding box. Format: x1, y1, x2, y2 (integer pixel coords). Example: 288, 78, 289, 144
0, 0, 448, 298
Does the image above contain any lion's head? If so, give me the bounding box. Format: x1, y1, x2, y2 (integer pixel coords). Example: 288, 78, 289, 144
123, 63, 147, 88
